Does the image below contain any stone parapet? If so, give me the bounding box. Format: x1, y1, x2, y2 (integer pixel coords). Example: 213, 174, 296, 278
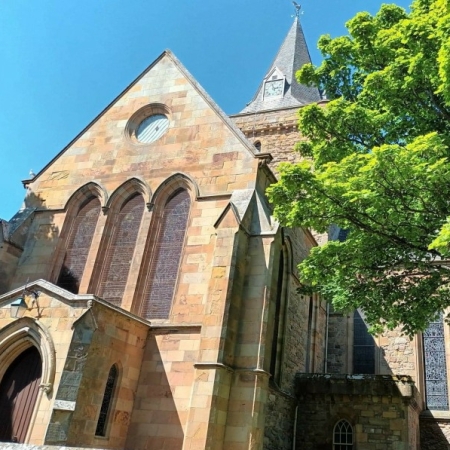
294, 373, 420, 450
296, 373, 417, 399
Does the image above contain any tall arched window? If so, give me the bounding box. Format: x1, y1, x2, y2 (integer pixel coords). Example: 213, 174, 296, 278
353, 310, 375, 374
0, 347, 42, 443
423, 313, 449, 410
142, 189, 190, 319
95, 364, 118, 437
99, 195, 145, 306
270, 249, 286, 383
333, 419, 353, 449
57, 197, 101, 293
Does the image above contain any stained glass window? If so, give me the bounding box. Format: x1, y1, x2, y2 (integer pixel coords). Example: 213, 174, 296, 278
142, 189, 190, 319
95, 365, 118, 437
57, 197, 100, 293
353, 310, 375, 374
99, 195, 144, 306
423, 313, 449, 410
333, 419, 353, 449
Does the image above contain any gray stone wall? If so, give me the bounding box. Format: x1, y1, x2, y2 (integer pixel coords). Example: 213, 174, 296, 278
263, 387, 296, 450
295, 374, 420, 450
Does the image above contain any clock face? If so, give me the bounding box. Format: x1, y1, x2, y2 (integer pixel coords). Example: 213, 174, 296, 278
264, 79, 284, 98
136, 114, 169, 143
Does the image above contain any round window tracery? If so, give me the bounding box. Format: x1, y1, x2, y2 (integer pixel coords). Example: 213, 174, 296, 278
125, 103, 172, 146
136, 114, 169, 143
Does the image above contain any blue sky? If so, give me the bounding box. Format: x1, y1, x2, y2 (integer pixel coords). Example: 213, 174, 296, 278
0, 0, 411, 220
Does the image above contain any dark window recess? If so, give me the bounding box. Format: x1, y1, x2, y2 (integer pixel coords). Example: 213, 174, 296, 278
142, 189, 190, 319
305, 296, 314, 373
254, 141, 261, 152
333, 419, 353, 449
95, 365, 118, 437
270, 251, 284, 378
424, 313, 449, 410
353, 310, 375, 374
57, 197, 101, 293
99, 195, 144, 306
0, 347, 42, 443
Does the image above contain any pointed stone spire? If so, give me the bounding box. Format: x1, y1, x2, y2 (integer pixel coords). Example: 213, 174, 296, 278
240, 17, 321, 114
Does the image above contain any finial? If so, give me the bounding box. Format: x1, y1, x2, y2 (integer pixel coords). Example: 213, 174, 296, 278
292, 1, 301, 18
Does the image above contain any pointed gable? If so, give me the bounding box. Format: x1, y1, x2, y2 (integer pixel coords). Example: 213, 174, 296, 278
240, 18, 321, 114
26, 50, 260, 209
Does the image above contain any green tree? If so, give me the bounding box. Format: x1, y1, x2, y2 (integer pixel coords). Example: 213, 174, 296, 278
267, 0, 450, 335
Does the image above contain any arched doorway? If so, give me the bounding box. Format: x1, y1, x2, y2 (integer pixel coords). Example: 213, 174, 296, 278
0, 346, 42, 443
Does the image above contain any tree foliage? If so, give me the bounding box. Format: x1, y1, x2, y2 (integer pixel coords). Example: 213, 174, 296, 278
267, 0, 450, 335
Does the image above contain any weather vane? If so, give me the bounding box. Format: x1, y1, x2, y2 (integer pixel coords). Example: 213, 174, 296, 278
292, 1, 302, 18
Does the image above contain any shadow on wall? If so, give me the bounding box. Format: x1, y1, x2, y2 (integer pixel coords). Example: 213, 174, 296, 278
125, 330, 187, 450
4, 191, 59, 291
420, 415, 450, 450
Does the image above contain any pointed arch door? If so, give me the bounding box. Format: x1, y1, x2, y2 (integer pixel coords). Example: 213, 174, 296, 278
0, 346, 42, 443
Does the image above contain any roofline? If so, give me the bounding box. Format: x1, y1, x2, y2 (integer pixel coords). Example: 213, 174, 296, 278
25, 50, 259, 186
24, 50, 171, 185
230, 99, 328, 118
0, 279, 152, 327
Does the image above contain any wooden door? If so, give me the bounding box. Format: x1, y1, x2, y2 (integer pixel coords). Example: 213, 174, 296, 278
0, 346, 42, 443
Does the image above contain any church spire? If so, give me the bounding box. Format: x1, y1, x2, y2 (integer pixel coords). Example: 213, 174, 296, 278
240, 17, 321, 114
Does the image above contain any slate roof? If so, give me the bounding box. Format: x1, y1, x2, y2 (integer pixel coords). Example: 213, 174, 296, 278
240, 17, 321, 114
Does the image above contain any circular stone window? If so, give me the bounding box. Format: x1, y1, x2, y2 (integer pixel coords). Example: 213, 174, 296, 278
136, 114, 169, 143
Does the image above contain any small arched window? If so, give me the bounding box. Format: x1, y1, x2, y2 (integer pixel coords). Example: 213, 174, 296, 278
98, 194, 145, 306
57, 197, 101, 293
333, 419, 353, 449
254, 141, 261, 152
95, 365, 118, 437
142, 189, 190, 319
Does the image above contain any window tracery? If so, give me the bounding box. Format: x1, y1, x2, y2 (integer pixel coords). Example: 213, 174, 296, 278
57, 196, 101, 293
333, 419, 353, 449
423, 313, 449, 410
98, 194, 144, 306
141, 189, 190, 319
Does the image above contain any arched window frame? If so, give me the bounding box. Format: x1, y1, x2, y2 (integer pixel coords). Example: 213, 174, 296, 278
94, 193, 145, 306
50, 182, 106, 289
88, 178, 151, 303
333, 419, 353, 449
269, 237, 291, 385
133, 174, 196, 320
422, 312, 450, 411
352, 309, 376, 375
95, 364, 120, 438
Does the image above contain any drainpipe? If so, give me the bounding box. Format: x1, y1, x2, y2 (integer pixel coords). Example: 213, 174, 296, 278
293, 404, 299, 450
324, 302, 330, 373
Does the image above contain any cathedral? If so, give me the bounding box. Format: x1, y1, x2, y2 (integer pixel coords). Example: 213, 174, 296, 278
0, 17, 447, 450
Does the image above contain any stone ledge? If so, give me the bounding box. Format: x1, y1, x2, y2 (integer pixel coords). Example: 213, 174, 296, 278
420, 410, 450, 421
295, 373, 417, 399
0, 445, 107, 450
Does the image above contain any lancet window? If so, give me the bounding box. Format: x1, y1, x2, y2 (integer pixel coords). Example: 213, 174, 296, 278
98, 194, 145, 306
423, 313, 449, 410
95, 364, 118, 437
353, 309, 375, 374
57, 196, 101, 293
270, 248, 288, 383
141, 189, 190, 319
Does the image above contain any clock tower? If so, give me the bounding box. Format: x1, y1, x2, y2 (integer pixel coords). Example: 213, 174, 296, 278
231, 17, 323, 171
